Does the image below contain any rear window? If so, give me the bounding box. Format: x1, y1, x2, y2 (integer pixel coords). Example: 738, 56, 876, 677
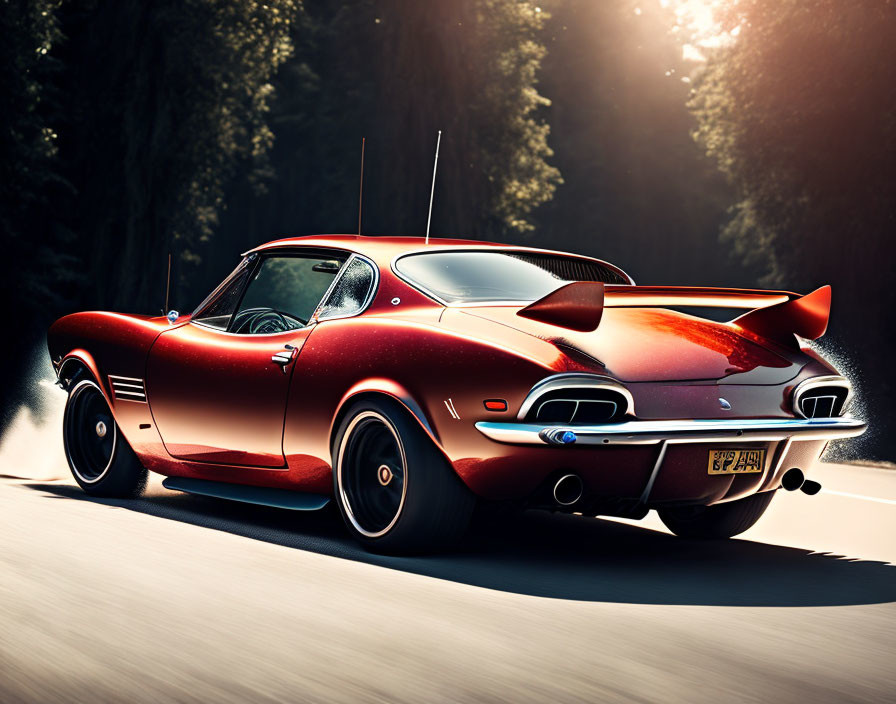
395, 250, 629, 304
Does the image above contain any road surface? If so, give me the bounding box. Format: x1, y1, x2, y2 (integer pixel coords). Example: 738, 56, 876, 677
1, 461, 894, 703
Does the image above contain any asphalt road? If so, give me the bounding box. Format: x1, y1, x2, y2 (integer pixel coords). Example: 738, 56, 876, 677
1, 460, 894, 703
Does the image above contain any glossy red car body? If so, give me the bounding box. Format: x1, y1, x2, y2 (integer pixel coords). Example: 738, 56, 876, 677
48, 235, 865, 513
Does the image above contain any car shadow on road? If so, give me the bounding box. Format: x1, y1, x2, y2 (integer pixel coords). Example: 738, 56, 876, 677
24, 480, 896, 607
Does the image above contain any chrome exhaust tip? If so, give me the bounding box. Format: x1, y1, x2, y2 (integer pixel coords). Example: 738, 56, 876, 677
800, 479, 822, 495
781, 467, 805, 492
553, 474, 584, 506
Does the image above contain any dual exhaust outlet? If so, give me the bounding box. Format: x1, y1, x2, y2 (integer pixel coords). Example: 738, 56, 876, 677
553, 474, 584, 506
781, 467, 822, 495
552, 467, 820, 507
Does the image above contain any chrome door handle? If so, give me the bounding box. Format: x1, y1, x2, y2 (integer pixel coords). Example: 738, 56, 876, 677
271, 344, 297, 372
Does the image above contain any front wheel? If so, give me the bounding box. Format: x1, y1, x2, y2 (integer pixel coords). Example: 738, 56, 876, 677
657, 490, 776, 540
63, 379, 147, 497
333, 398, 475, 554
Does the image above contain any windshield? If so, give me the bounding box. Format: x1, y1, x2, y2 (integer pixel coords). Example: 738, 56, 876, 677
394, 250, 628, 304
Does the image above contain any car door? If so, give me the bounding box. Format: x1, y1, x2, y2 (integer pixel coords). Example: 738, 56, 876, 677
146, 250, 346, 467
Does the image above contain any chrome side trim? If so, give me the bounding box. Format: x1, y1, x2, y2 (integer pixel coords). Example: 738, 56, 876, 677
444, 398, 460, 420
474, 416, 866, 446
190, 319, 314, 337
517, 373, 635, 420
792, 375, 852, 418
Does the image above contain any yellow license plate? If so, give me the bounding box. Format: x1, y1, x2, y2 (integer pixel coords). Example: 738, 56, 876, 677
707, 449, 766, 475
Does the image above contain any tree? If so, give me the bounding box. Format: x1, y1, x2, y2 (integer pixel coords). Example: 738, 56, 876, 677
209, 0, 561, 278
0, 0, 71, 422
0, 0, 302, 425
690, 0, 896, 458
535, 0, 734, 285
51, 0, 302, 313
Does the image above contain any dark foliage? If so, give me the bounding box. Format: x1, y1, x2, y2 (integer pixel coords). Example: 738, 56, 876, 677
202, 0, 561, 299
0, 0, 892, 457
537, 0, 736, 285
691, 0, 896, 457
0, 0, 71, 422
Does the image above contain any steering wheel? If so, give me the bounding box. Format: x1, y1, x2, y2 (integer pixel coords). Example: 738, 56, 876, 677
249, 310, 290, 334
231, 307, 306, 334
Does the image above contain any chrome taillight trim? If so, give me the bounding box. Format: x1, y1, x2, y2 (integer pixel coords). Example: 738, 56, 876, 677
792, 375, 852, 419
517, 374, 634, 420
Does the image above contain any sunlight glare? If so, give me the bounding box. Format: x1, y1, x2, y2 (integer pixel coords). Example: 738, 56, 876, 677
661, 0, 738, 62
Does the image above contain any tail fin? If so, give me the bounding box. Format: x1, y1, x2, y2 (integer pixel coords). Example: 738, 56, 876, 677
515, 281, 831, 345
518, 282, 604, 332
732, 285, 831, 345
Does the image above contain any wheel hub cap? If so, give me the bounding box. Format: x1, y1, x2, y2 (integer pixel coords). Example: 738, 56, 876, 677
95, 421, 107, 438
377, 464, 394, 486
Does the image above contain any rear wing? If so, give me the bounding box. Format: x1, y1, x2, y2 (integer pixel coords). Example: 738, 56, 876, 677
602, 285, 798, 309
518, 282, 832, 346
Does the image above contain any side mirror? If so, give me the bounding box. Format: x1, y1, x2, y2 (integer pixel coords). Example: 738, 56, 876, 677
167, 310, 180, 324
312, 260, 342, 274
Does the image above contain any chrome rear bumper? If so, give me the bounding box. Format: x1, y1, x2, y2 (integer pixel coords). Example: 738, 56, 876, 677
474, 416, 867, 446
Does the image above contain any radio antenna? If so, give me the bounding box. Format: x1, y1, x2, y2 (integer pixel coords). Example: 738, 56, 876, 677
425, 130, 441, 245
164, 252, 172, 313
357, 137, 366, 236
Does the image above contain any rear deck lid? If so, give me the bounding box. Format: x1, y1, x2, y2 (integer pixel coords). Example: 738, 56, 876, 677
458, 305, 801, 383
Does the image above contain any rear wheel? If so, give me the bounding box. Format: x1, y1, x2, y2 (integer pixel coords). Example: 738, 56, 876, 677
63, 379, 147, 497
333, 398, 475, 554
657, 490, 776, 540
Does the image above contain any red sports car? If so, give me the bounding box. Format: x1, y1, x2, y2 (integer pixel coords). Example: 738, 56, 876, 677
48, 235, 866, 552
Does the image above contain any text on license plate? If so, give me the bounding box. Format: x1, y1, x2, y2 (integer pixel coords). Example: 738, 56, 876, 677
707, 449, 766, 475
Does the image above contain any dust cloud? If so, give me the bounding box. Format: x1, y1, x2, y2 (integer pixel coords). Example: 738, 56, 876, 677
808, 337, 870, 464
0, 349, 68, 481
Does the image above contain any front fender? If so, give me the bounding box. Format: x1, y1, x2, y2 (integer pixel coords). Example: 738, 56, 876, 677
57, 350, 102, 388
47, 311, 172, 461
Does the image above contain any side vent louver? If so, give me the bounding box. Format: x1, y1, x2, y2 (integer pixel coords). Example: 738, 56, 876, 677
109, 375, 147, 403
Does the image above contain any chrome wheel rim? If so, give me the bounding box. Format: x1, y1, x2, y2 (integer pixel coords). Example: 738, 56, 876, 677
64, 380, 117, 484
337, 411, 407, 538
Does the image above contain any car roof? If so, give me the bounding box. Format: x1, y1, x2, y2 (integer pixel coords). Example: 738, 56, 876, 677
245, 234, 633, 283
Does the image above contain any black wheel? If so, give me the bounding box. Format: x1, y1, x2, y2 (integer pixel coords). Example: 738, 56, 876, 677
63, 379, 147, 497
333, 398, 475, 554
658, 490, 776, 540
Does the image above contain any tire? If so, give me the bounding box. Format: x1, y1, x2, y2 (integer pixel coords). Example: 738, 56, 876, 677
63, 379, 148, 498
657, 490, 776, 540
332, 398, 475, 554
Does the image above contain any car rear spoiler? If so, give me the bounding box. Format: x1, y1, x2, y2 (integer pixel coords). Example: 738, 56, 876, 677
517, 282, 832, 344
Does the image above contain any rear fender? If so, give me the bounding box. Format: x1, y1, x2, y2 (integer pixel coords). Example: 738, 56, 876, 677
330, 378, 444, 457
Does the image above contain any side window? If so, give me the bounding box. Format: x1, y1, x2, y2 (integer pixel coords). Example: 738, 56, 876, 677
317, 257, 376, 320
231, 255, 344, 334
192, 260, 253, 331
